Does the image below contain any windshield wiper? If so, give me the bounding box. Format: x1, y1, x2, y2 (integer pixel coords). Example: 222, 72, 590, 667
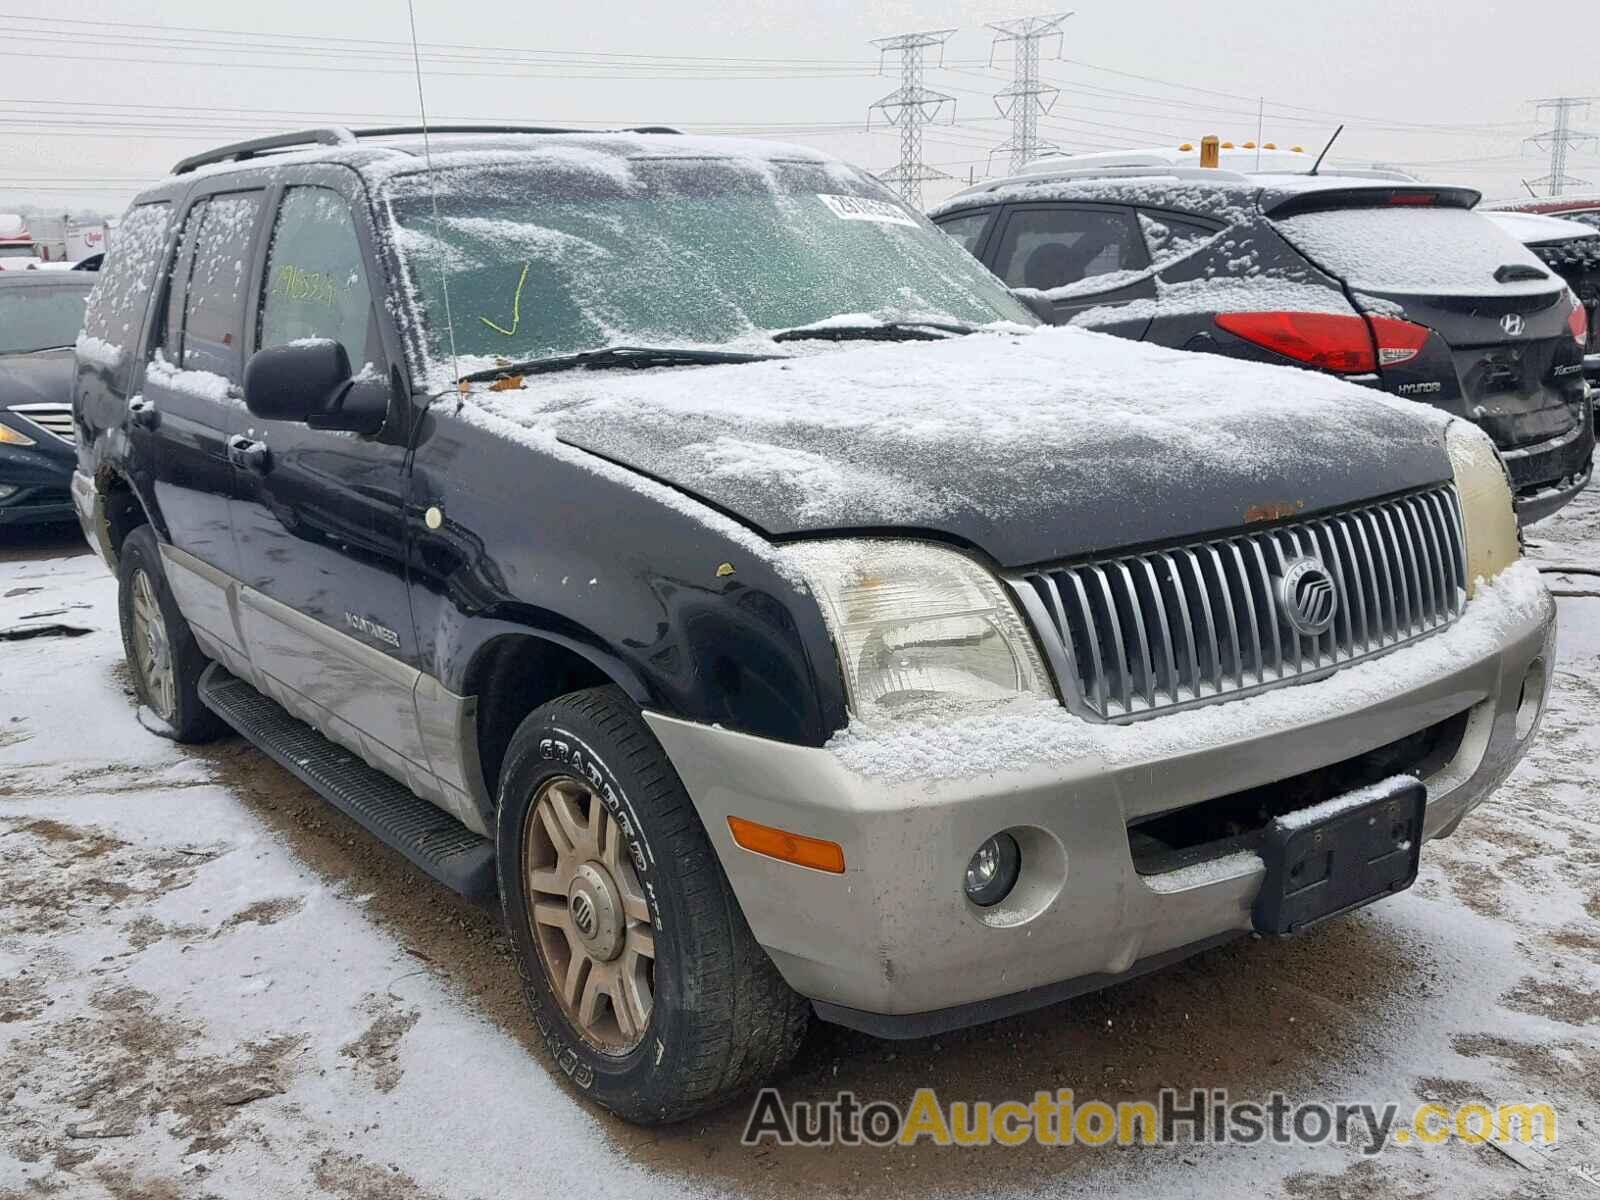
458, 344, 775, 384
770, 318, 976, 343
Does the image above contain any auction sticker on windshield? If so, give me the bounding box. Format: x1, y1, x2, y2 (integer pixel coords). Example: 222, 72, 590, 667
817, 194, 918, 227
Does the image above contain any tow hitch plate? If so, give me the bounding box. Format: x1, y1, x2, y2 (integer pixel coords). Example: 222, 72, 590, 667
1252, 775, 1427, 936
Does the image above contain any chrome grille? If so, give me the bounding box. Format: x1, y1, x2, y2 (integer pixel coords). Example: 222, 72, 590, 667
9, 402, 75, 443
1011, 485, 1467, 721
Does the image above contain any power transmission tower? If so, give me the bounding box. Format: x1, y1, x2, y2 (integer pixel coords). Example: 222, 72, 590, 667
868, 29, 957, 206
1526, 97, 1599, 196
988, 13, 1073, 174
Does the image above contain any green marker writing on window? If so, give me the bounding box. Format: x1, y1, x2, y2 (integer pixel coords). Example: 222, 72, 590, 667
479, 262, 530, 337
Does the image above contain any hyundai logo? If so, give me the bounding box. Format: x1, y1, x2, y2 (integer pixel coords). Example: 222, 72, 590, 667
1278, 557, 1338, 637
1500, 312, 1526, 337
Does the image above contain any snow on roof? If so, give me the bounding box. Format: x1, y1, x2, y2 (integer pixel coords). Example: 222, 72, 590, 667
1485, 192, 1600, 214
177, 131, 848, 190
1482, 209, 1600, 247
932, 150, 1463, 218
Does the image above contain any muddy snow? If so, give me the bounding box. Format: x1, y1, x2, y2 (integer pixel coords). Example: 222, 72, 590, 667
3, 490, 1599, 1198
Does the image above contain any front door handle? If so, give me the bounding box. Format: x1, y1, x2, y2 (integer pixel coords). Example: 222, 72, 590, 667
226, 434, 270, 473
128, 395, 159, 429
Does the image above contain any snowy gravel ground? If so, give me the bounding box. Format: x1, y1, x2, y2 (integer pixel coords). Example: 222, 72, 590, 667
1, 489, 1598, 1199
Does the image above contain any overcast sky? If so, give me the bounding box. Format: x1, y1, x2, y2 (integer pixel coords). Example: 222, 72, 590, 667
2, 0, 1593, 215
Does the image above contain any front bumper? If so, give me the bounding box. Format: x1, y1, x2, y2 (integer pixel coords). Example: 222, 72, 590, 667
646, 581, 1555, 1036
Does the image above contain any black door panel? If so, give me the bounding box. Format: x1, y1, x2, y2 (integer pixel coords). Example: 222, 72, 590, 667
226, 178, 432, 782
141, 190, 265, 648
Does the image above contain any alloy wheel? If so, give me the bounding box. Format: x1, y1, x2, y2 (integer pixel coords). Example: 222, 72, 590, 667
523, 775, 655, 1054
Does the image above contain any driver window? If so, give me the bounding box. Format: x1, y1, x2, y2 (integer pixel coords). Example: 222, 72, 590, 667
991, 207, 1146, 292
259, 186, 380, 372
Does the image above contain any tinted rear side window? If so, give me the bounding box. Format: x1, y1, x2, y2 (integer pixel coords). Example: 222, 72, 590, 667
178, 192, 263, 382
990, 208, 1146, 291
82, 201, 171, 348
1272, 207, 1556, 295
936, 210, 995, 256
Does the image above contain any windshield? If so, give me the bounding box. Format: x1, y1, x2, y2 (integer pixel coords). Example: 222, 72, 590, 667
0, 286, 87, 354
0, 246, 36, 260
381, 152, 1030, 381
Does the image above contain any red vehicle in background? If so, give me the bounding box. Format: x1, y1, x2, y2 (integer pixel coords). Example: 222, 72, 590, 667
0, 213, 42, 272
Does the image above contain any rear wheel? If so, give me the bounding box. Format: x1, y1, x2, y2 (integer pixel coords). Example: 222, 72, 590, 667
115, 525, 225, 743
495, 685, 809, 1123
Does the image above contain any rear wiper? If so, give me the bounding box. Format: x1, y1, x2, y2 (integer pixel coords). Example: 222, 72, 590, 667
770, 319, 976, 343
458, 344, 776, 384
1494, 264, 1549, 284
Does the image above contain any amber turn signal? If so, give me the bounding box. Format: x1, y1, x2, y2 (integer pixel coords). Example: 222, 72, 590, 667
727, 816, 845, 874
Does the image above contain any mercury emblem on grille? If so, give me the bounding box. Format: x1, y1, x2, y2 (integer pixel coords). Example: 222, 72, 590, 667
1277, 557, 1338, 637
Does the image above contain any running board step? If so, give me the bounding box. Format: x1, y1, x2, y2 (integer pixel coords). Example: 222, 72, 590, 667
198, 664, 496, 901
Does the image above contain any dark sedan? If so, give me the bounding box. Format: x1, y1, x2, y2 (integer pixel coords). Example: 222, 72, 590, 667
0, 273, 91, 527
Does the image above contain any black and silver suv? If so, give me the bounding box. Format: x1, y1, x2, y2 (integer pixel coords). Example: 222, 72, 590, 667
931, 154, 1595, 525
74, 127, 1554, 1123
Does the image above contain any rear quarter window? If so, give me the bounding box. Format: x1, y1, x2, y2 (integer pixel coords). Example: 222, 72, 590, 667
177, 192, 264, 382
1272, 206, 1556, 295
83, 201, 172, 349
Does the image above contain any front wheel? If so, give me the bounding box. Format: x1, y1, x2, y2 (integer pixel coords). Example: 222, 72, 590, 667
495, 686, 809, 1124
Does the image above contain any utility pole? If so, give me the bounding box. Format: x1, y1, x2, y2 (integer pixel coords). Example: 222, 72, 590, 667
868, 29, 957, 206
987, 12, 1073, 174
1526, 97, 1599, 197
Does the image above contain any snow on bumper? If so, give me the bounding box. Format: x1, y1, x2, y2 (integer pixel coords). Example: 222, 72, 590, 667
644, 561, 1555, 1027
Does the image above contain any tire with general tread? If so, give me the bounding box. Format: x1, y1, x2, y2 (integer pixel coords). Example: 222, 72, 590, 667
115, 525, 226, 743
495, 685, 809, 1123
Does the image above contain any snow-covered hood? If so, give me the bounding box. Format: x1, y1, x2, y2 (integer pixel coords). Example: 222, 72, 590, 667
463, 326, 1454, 567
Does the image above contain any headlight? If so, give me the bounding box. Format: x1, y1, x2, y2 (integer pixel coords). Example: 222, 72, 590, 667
1445, 420, 1519, 596
783, 539, 1049, 716
0, 419, 35, 447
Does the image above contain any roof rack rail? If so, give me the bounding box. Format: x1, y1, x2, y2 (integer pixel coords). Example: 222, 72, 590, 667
173, 123, 684, 175
173, 128, 356, 175
347, 124, 683, 137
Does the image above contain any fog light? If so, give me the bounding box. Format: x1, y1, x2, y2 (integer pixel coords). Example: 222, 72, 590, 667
1515, 657, 1546, 741
965, 833, 1021, 907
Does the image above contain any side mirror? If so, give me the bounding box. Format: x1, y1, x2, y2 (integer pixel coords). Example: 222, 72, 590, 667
243, 340, 389, 435
1011, 288, 1057, 325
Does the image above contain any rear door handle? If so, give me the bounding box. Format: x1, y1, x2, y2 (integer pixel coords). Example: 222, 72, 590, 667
226, 434, 270, 473
128, 396, 159, 429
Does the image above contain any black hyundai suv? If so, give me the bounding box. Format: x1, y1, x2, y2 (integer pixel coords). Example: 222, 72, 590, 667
931, 161, 1594, 525
72, 127, 1554, 1125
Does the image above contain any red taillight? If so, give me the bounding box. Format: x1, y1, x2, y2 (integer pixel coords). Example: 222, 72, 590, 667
1567, 291, 1589, 347
1370, 315, 1431, 366
1388, 191, 1439, 206
1214, 311, 1432, 374
1214, 311, 1376, 372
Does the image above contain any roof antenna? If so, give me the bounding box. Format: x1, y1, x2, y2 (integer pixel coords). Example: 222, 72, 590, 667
1308, 124, 1344, 176
405, 0, 461, 394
